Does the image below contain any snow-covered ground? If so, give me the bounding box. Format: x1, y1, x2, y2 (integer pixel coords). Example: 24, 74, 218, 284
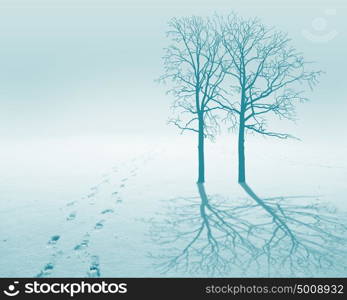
0, 134, 346, 277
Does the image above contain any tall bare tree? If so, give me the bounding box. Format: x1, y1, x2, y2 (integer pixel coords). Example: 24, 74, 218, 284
213, 14, 322, 183
159, 16, 225, 183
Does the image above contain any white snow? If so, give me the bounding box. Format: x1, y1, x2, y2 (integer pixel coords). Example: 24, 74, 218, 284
0, 133, 346, 277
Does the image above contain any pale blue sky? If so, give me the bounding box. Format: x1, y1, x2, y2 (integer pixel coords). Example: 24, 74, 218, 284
0, 0, 346, 142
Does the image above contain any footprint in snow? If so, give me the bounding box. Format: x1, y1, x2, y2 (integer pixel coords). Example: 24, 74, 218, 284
48, 235, 60, 245
66, 201, 77, 207
74, 239, 89, 251
101, 209, 114, 214
87, 255, 100, 278
66, 212, 76, 221
94, 221, 104, 230
37, 262, 54, 278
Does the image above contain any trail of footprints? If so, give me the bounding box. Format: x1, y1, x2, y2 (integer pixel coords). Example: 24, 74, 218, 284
37, 235, 62, 277
70, 165, 143, 277
36, 152, 156, 277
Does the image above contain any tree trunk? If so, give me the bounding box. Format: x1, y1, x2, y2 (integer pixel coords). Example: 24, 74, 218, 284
238, 113, 246, 183
197, 115, 205, 183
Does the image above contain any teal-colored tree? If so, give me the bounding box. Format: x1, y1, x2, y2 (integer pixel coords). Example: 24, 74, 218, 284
213, 14, 322, 183
159, 16, 225, 183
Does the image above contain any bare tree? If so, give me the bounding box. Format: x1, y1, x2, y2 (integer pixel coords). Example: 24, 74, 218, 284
213, 14, 322, 183
159, 16, 225, 183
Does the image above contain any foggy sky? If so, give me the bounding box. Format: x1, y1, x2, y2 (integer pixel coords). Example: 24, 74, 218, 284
0, 0, 346, 143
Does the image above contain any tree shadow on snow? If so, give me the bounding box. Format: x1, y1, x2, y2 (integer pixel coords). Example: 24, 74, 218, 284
147, 183, 347, 277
